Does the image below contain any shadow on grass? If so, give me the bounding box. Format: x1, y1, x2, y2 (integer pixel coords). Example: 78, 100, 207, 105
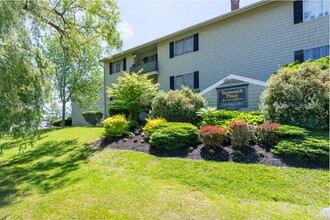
0, 139, 99, 208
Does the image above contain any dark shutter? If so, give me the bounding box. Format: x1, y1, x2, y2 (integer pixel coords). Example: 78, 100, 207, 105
123, 57, 126, 71
193, 33, 199, 52
169, 42, 174, 58
109, 62, 113, 75
170, 76, 174, 90
293, 0, 303, 24
193, 71, 199, 89
294, 50, 304, 62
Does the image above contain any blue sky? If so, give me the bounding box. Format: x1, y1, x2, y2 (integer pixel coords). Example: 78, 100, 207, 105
117, 0, 260, 51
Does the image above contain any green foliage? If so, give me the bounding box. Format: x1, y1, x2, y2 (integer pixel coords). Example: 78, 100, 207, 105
149, 122, 198, 150
103, 115, 129, 138
197, 108, 264, 128
227, 121, 254, 148
107, 71, 159, 120
109, 106, 130, 117
82, 111, 103, 126
261, 57, 329, 130
143, 117, 167, 134
272, 130, 329, 164
151, 87, 206, 122
51, 119, 72, 127
275, 125, 308, 138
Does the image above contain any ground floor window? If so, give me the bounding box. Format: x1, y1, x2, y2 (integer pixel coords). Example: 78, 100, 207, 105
174, 73, 193, 90
294, 45, 329, 62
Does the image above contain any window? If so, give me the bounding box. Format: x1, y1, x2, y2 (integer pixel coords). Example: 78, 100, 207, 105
304, 0, 329, 21
113, 60, 122, 73
174, 73, 193, 90
294, 45, 329, 62
170, 34, 198, 58
304, 45, 329, 60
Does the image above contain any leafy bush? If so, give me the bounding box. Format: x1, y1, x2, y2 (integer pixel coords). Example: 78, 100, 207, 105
261, 57, 329, 130
82, 111, 103, 126
51, 119, 72, 127
143, 117, 167, 134
149, 122, 198, 150
107, 71, 159, 120
256, 122, 280, 146
103, 114, 129, 138
272, 131, 329, 164
198, 125, 227, 148
275, 125, 308, 138
151, 87, 206, 122
227, 120, 254, 147
109, 106, 130, 117
196, 108, 264, 128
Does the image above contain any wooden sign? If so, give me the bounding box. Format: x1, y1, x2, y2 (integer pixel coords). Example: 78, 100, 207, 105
217, 85, 248, 110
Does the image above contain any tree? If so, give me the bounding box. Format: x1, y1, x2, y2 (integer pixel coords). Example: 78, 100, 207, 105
107, 71, 159, 122
45, 36, 103, 126
0, 0, 121, 132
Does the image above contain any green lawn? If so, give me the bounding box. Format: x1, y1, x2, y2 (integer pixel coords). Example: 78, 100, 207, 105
0, 127, 328, 219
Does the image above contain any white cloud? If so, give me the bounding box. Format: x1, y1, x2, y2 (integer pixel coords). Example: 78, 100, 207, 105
118, 20, 134, 43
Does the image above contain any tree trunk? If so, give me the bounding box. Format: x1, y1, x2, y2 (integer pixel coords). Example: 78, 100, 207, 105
61, 101, 66, 127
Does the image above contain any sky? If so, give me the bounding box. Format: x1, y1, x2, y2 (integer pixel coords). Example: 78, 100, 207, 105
116, 0, 261, 51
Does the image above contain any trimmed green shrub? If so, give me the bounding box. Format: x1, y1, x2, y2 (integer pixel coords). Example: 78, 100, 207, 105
51, 119, 72, 127
261, 57, 329, 130
109, 106, 130, 117
82, 111, 103, 126
256, 122, 280, 146
198, 125, 227, 148
151, 87, 206, 122
103, 114, 129, 138
52, 119, 61, 127
227, 120, 254, 147
143, 117, 167, 134
272, 134, 329, 163
275, 125, 308, 138
149, 122, 198, 150
196, 108, 264, 128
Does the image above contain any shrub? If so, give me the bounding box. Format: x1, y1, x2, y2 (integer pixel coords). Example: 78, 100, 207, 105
109, 106, 130, 117
275, 125, 308, 138
149, 122, 198, 150
143, 117, 167, 134
103, 114, 129, 138
196, 108, 264, 128
107, 71, 159, 120
272, 134, 329, 164
261, 57, 329, 130
256, 122, 280, 146
151, 87, 206, 122
51, 119, 72, 127
227, 120, 254, 147
198, 125, 227, 148
52, 119, 62, 127
82, 111, 103, 126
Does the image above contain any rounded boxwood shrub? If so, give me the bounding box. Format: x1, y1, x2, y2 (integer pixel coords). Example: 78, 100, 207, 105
227, 120, 254, 148
261, 57, 329, 130
103, 114, 129, 138
82, 111, 103, 126
198, 125, 227, 148
151, 87, 206, 122
149, 122, 198, 150
52, 119, 72, 127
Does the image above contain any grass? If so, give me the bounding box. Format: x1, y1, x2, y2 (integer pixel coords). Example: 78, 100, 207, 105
0, 127, 328, 219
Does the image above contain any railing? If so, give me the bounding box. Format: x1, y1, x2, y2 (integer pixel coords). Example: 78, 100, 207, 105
130, 61, 158, 74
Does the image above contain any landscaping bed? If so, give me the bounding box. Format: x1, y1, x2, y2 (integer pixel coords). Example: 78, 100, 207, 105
93, 134, 328, 169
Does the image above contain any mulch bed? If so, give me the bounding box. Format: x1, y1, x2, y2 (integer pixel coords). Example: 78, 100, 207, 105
93, 134, 327, 169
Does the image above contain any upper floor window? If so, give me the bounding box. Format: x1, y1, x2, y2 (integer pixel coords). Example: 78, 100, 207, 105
169, 33, 199, 58
114, 60, 122, 73
294, 0, 329, 24
304, 0, 329, 21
